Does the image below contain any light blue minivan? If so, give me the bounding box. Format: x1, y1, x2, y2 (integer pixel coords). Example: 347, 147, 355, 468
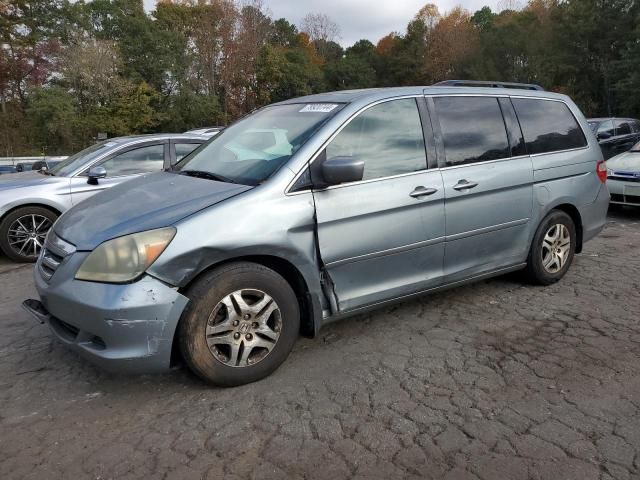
24, 83, 609, 386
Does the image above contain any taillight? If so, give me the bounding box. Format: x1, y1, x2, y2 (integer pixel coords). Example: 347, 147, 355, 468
596, 160, 607, 183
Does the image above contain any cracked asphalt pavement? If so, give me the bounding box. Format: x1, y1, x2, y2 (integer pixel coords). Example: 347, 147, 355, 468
1, 208, 639, 480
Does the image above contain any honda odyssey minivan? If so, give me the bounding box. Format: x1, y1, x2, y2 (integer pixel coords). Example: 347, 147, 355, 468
24, 84, 609, 386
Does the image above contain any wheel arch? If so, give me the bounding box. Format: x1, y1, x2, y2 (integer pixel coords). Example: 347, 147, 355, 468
170, 254, 322, 367
0, 202, 62, 224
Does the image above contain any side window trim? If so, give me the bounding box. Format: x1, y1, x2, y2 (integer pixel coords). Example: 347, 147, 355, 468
286, 95, 432, 194
425, 96, 446, 169
416, 96, 438, 170
500, 98, 527, 157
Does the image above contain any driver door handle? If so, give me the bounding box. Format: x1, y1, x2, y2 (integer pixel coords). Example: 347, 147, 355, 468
453, 179, 479, 191
409, 186, 438, 198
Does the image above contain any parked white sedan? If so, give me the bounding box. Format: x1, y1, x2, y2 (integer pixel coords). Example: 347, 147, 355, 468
607, 141, 640, 207
0, 134, 207, 262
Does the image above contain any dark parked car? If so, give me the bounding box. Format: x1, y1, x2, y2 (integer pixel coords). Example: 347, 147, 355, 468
0, 166, 17, 175
588, 117, 640, 159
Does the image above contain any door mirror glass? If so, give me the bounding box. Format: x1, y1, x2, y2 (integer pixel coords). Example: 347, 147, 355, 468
320, 156, 364, 186
87, 166, 107, 185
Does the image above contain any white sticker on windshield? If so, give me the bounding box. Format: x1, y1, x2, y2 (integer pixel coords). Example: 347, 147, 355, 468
299, 104, 339, 113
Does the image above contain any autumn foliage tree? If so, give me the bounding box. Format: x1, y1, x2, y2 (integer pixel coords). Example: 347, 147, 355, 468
1, 0, 639, 156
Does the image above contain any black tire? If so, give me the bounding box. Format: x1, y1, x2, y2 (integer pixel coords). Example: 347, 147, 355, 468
525, 210, 576, 285
179, 262, 300, 387
0, 206, 58, 262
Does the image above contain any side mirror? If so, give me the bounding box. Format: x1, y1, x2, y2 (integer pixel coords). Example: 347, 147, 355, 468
320, 156, 364, 187
597, 131, 612, 141
87, 166, 107, 185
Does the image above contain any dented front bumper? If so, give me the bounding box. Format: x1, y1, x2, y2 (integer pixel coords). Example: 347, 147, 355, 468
29, 252, 189, 373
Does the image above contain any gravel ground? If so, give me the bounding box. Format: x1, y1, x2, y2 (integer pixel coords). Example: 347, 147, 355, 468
0, 208, 639, 480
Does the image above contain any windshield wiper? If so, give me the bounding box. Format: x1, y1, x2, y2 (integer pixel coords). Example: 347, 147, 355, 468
178, 169, 237, 184
39, 169, 55, 176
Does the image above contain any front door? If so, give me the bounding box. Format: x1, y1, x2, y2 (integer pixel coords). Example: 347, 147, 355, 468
70, 142, 167, 205
430, 95, 533, 281
312, 97, 445, 312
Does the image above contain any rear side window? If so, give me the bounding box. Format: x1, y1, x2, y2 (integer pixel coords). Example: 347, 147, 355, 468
614, 119, 632, 135
512, 98, 587, 154
175, 143, 201, 162
596, 120, 615, 137
434, 96, 510, 166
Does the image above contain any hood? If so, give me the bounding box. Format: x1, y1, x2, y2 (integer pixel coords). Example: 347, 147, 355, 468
607, 151, 640, 172
54, 171, 252, 250
0, 171, 66, 189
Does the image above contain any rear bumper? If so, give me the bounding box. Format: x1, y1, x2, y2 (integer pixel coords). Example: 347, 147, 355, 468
578, 183, 610, 244
30, 256, 189, 373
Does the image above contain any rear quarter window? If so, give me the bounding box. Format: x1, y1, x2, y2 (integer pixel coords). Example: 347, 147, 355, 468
512, 98, 587, 155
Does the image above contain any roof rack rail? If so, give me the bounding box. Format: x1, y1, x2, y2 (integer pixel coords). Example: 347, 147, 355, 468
432, 80, 544, 91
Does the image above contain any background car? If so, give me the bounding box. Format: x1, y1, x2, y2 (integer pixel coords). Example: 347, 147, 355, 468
0, 166, 17, 175
607, 141, 640, 206
185, 127, 224, 137
15, 162, 34, 172
0, 133, 207, 262
31, 159, 62, 171
588, 117, 640, 159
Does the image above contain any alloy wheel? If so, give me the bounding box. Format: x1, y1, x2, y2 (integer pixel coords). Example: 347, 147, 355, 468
205, 289, 282, 367
7, 214, 51, 258
541, 223, 571, 274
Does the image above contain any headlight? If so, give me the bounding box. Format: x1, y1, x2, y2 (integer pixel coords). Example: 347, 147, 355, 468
75, 227, 176, 283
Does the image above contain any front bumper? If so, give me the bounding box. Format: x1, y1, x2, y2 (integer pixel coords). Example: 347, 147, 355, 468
28, 251, 189, 373
607, 178, 640, 206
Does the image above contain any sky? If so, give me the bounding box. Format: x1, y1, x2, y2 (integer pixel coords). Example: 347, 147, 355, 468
142, 0, 503, 47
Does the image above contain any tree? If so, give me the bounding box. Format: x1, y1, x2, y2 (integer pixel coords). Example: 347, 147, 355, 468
300, 13, 341, 60
25, 86, 76, 154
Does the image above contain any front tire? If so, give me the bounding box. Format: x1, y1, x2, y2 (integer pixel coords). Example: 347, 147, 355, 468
0, 206, 58, 262
179, 262, 300, 387
525, 210, 576, 285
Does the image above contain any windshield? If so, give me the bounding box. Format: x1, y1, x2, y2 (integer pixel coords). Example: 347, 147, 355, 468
50, 141, 114, 177
174, 103, 344, 185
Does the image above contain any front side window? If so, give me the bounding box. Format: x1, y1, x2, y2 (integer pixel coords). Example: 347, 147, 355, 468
176, 103, 343, 186
512, 98, 587, 154
614, 119, 632, 136
434, 96, 510, 166
99, 144, 165, 176
325, 98, 427, 181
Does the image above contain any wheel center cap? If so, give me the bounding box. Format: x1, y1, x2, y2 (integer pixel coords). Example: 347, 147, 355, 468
238, 322, 251, 334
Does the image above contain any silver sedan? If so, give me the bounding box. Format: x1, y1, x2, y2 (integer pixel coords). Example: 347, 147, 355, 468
607, 141, 640, 207
0, 134, 207, 262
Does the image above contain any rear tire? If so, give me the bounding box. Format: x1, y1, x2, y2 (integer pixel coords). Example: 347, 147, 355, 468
525, 210, 576, 285
179, 262, 300, 387
0, 206, 58, 262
